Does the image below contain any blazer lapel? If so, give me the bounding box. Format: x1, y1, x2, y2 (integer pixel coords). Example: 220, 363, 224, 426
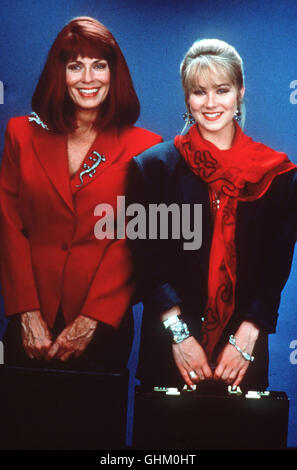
32, 130, 75, 213
71, 130, 125, 193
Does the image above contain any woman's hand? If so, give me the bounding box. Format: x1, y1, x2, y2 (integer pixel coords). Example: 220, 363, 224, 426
213, 321, 260, 388
21, 310, 53, 359
45, 314, 98, 362
172, 336, 213, 388
160, 305, 213, 387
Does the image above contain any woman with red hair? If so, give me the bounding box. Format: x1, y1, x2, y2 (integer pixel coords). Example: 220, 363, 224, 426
0, 16, 162, 371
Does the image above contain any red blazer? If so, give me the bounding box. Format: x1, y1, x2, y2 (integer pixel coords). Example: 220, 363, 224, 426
0, 116, 162, 329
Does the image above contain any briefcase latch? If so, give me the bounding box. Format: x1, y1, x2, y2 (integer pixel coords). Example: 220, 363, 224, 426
245, 390, 270, 399
228, 385, 243, 396
153, 387, 181, 395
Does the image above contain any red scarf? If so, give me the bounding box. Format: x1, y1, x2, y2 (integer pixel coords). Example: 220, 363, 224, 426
174, 123, 296, 360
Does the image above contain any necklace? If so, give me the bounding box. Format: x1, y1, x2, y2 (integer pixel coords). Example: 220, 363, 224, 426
212, 190, 220, 209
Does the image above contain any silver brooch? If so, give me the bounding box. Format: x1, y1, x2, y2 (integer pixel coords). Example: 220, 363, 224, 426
76, 151, 106, 187
28, 112, 50, 131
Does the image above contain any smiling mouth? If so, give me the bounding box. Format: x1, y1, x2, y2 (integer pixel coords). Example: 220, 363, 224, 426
78, 88, 100, 97
203, 112, 223, 121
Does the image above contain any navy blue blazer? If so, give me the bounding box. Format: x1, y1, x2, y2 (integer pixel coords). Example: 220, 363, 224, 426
128, 141, 297, 387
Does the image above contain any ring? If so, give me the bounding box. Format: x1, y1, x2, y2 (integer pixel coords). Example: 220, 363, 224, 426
189, 370, 197, 379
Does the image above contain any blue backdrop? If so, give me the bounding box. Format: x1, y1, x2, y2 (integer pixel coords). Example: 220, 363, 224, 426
0, 0, 296, 448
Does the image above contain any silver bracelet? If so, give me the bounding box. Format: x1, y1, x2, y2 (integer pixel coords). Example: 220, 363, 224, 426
163, 314, 191, 344
229, 334, 255, 362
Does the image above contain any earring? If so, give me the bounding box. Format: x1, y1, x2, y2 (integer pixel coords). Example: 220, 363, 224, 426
233, 109, 241, 122
183, 111, 195, 125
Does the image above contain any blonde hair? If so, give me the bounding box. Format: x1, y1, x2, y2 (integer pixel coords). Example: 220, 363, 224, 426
180, 38, 246, 128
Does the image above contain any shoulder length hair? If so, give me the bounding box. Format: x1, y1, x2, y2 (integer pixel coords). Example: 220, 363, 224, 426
32, 16, 140, 133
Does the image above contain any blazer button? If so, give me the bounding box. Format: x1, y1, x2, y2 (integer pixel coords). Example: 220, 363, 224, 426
61, 243, 69, 251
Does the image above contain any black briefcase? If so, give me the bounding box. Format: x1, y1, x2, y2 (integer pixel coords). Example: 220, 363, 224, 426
133, 382, 289, 450
0, 365, 129, 450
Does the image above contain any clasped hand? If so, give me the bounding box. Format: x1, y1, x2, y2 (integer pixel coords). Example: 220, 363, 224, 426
21, 310, 98, 361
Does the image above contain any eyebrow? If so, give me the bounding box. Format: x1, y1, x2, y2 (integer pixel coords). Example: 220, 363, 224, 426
68, 58, 107, 64
194, 83, 231, 90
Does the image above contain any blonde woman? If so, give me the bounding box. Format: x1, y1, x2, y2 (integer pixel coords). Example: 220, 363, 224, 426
129, 39, 297, 391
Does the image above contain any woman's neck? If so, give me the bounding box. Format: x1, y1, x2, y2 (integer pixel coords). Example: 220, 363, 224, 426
74, 108, 98, 136
198, 122, 236, 150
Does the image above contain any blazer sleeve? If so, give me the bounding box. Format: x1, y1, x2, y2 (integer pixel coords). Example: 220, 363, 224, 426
79, 236, 134, 327
0, 120, 41, 315
239, 170, 297, 333
126, 156, 182, 318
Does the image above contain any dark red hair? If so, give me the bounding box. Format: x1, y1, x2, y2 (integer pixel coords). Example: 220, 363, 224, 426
32, 16, 140, 133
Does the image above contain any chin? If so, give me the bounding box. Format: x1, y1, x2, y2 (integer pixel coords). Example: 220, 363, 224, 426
202, 118, 233, 134
76, 99, 102, 110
